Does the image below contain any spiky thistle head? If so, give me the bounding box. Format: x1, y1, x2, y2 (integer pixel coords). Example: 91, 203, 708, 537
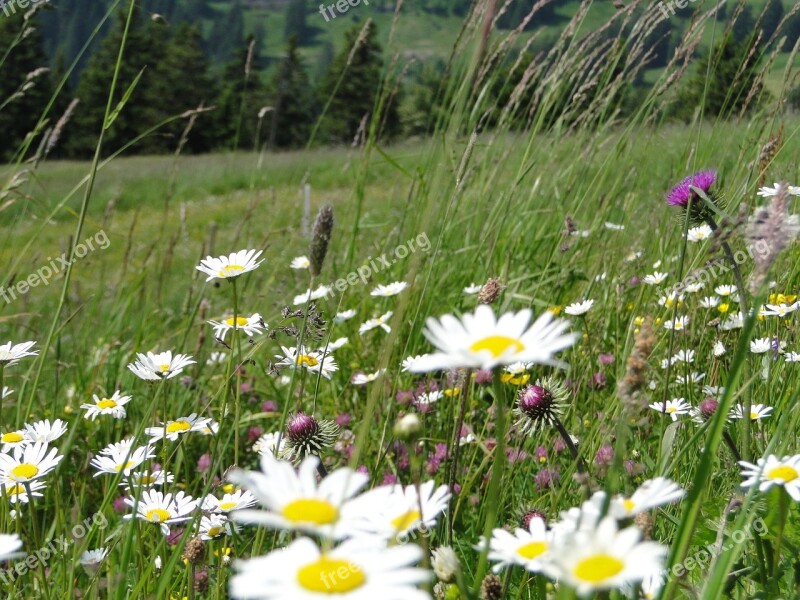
283, 412, 339, 461
513, 377, 568, 436
665, 170, 721, 225
309, 205, 334, 277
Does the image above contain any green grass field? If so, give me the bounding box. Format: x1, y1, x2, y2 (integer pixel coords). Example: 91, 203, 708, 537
2, 0, 800, 599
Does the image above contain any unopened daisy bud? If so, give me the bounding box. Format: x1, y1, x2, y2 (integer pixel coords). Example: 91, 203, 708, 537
309, 204, 334, 277
284, 412, 339, 461
520, 508, 547, 530
182, 536, 206, 565
479, 573, 503, 600
431, 546, 460, 583
444, 583, 461, 600
477, 277, 503, 305
394, 413, 422, 441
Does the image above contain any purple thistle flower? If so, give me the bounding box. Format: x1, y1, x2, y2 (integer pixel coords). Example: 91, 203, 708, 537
666, 170, 717, 207
535, 468, 560, 490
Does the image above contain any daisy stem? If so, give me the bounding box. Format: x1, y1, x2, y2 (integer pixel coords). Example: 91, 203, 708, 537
474, 370, 509, 586
232, 277, 242, 466
0, 363, 4, 426
772, 490, 789, 582
552, 415, 587, 474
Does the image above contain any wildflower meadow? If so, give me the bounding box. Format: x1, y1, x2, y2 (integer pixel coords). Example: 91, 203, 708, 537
2, 0, 800, 599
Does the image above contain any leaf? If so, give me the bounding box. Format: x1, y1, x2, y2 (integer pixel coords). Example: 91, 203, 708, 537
104, 68, 145, 131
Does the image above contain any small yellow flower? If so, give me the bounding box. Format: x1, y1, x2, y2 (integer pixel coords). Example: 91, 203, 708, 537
654, 318, 662, 325
633, 316, 644, 326
717, 303, 730, 314
549, 306, 563, 316
222, 484, 237, 494
443, 387, 461, 397
626, 303, 634, 311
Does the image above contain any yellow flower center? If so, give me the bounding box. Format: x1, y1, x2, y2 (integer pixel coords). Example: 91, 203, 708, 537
225, 317, 250, 327
768, 465, 798, 483
218, 265, 244, 277
623, 498, 636, 513
206, 526, 223, 537
296, 355, 319, 368
391, 510, 421, 531
470, 336, 525, 358
517, 541, 548, 560
97, 399, 117, 410
297, 557, 366, 593
282, 499, 339, 525
2, 432, 23, 443
159, 364, 171, 373
666, 406, 677, 414
674, 321, 683, 330
115, 461, 136, 472
146, 508, 172, 523
573, 554, 625, 583
6, 485, 25, 496
166, 420, 191, 434
11, 464, 39, 480
218, 501, 238, 511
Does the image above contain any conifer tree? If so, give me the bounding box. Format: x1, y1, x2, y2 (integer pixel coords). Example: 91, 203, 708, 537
268, 34, 312, 149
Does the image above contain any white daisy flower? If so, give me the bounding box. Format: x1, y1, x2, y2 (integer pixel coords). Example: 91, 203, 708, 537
230, 536, 430, 599
0, 442, 63, 483
401, 355, 425, 372
686, 224, 713, 242
320, 337, 348, 353
348, 480, 451, 540
275, 346, 338, 379
23, 419, 67, 444
199, 514, 238, 540
675, 372, 705, 385
145, 413, 213, 442
121, 470, 175, 490
543, 515, 667, 596
127, 351, 196, 381
700, 296, 720, 308
713, 340, 726, 357
359, 311, 393, 334
79, 547, 108, 575
0, 431, 28, 453
334, 309, 357, 323
290, 256, 310, 269
1, 387, 12, 400
625, 251, 642, 262
371, 282, 408, 297
0, 534, 23, 561
595, 272, 607, 282
663, 316, 689, 331
124, 489, 197, 535
604, 222, 625, 230
757, 183, 800, 197
208, 313, 266, 341
740, 454, 800, 501
431, 546, 460, 582
196, 249, 264, 281
658, 292, 683, 308
480, 517, 552, 573
648, 398, 691, 421
80, 390, 132, 421
252, 432, 285, 457
719, 312, 744, 330
202, 489, 258, 514
293, 285, 333, 305
564, 300, 594, 316
761, 303, 799, 318
600, 478, 685, 519
352, 369, 386, 386
785, 352, 800, 362
672, 349, 694, 363
463, 283, 482, 295
732, 403, 773, 421
90, 442, 155, 477
0, 341, 39, 366
715, 284, 737, 297
229, 455, 370, 540
643, 272, 667, 285
702, 385, 724, 397
684, 282, 705, 293
207, 351, 227, 365
410, 305, 577, 372
99, 438, 136, 456
750, 338, 773, 354
2, 480, 45, 504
